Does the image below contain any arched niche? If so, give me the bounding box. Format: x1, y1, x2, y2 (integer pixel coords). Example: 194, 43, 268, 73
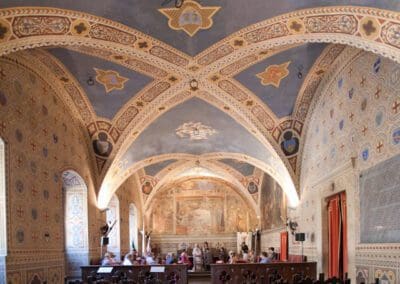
62, 170, 89, 278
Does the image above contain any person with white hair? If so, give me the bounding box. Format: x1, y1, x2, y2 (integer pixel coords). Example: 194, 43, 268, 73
192, 243, 203, 271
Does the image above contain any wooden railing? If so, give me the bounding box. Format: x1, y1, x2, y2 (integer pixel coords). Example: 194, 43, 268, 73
210, 262, 317, 284
80, 264, 187, 283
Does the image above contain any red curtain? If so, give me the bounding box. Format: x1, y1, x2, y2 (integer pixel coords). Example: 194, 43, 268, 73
327, 192, 347, 279
280, 231, 288, 261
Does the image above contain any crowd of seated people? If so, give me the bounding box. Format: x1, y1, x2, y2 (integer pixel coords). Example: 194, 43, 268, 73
100, 245, 279, 269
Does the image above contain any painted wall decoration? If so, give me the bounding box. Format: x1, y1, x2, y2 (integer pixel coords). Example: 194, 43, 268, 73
94, 68, 129, 93
158, 1, 220, 36
149, 178, 257, 235
247, 181, 258, 194
141, 181, 153, 195
175, 121, 217, 140
260, 174, 286, 231
280, 130, 300, 156
0, 57, 98, 282
92, 132, 113, 157
256, 61, 291, 88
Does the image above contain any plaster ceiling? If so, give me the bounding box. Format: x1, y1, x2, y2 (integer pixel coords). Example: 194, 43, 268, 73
143, 159, 177, 176
1, 0, 399, 55
48, 48, 153, 119
119, 97, 276, 172
235, 43, 326, 118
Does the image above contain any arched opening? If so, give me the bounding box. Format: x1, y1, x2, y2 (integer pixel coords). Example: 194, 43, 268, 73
0, 138, 6, 283
106, 194, 121, 260
129, 203, 138, 251
62, 170, 89, 278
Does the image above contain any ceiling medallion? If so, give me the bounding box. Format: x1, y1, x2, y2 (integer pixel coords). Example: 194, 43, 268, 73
176, 121, 217, 140
94, 68, 129, 93
159, 0, 221, 37
256, 61, 291, 88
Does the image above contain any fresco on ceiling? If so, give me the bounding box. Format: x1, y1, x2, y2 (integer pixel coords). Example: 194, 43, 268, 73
219, 158, 255, 176
144, 159, 177, 176
121, 98, 276, 170
149, 178, 257, 235
141, 181, 154, 195
159, 0, 220, 37
261, 174, 286, 230
235, 43, 326, 118
256, 61, 291, 88
2, 1, 398, 55
48, 48, 152, 119
175, 121, 217, 140
280, 130, 299, 156
92, 132, 113, 157
94, 68, 129, 93
247, 181, 258, 194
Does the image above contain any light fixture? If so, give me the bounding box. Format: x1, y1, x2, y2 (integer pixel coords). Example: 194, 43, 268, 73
161, 0, 185, 8
87, 76, 94, 86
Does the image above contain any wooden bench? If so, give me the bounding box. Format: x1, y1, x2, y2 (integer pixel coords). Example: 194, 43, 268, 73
211, 262, 317, 284
81, 264, 187, 283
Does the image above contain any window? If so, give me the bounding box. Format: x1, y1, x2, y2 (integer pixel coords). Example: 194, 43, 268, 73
62, 170, 89, 278
106, 194, 120, 260
0, 138, 6, 282
129, 203, 138, 251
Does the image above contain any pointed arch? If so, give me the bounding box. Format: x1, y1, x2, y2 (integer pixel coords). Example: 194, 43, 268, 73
0, 137, 6, 283
129, 203, 138, 251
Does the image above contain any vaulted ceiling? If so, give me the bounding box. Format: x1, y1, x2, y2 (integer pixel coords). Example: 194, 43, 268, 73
1, 0, 400, 209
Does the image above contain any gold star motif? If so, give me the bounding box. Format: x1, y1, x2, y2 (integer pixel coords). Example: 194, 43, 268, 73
94, 68, 129, 93
159, 0, 220, 37
256, 61, 291, 88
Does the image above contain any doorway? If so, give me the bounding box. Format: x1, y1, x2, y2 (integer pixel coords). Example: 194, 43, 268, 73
327, 191, 348, 279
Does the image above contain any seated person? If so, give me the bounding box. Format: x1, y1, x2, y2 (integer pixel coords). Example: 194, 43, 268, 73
145, 252, 157, 265
122, 252, 133, 265
228, 251, 238, 264
248, 249, 255, 263
268, 247, 278, 260
179, 249, 192, 268
101, 252, 118, 266
259, 251, 271, 264
165, 253, 175, 265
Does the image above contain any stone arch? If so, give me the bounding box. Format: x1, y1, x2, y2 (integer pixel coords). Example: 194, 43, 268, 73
142, 159, 259, 216
62, 169, 89, 278
98, 152, 299, 211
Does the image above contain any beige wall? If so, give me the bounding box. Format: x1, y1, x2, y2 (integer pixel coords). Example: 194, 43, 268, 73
0, 55, 103, 283
291, 48, 400, 282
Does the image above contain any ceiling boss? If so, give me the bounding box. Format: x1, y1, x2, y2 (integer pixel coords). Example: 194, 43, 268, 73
159, 0, 221, 36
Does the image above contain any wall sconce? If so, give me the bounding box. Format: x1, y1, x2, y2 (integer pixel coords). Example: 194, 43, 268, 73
190, 79, 199, 91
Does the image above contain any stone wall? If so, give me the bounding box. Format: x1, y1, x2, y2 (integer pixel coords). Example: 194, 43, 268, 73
0, 56, 100, 283
293, 48, 400, 283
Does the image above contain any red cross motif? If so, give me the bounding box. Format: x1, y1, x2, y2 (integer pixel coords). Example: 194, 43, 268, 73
42, 128, 48, 135
374, 87, 381, 99
392, 100, 400, 114
31, 232, 39, 241
362, 126, 368, 136
16, 206, 24, 218
16, 156, 23, 167
43, 211, 49, 222
360, 76, 366, 87
376, 141, 384, 153
0, 122, 6, 133
349, 113, 354, 121
31, 186, 38, 196
30, 141, 37, 152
